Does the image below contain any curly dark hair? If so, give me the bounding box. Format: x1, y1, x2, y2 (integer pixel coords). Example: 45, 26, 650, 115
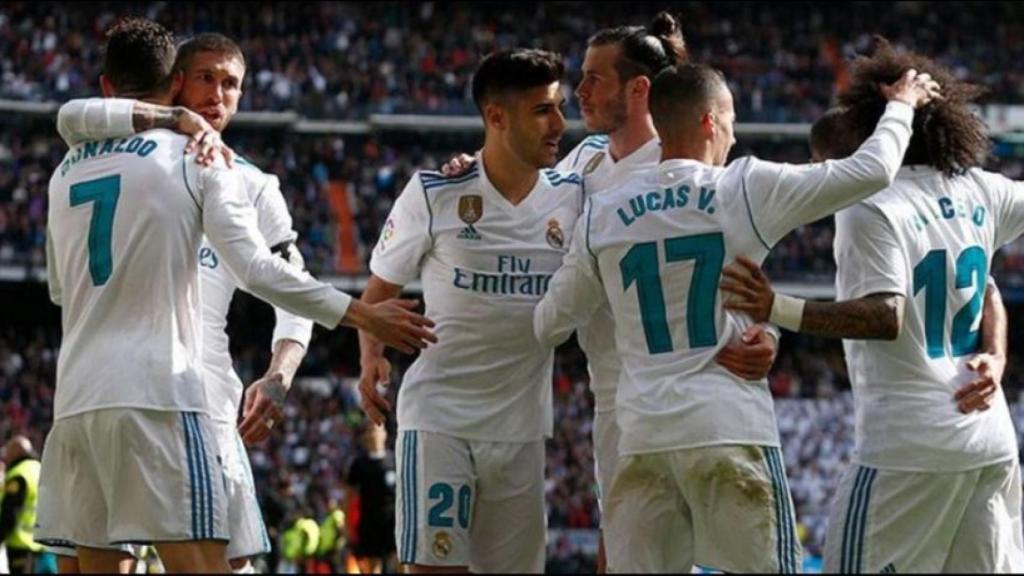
102, 17, 177, 98
837, 37, 990, 176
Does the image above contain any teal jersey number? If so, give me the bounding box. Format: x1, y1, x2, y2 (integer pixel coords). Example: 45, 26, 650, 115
427, 482, 472, 529
912, 246, 987, 359
70, 175, 121, 286
620, 232, 725, 354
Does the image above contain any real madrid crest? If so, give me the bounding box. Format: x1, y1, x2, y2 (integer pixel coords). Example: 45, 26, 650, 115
458, 195, 483, 224
583, 151, 606, 175
546, 219, 565, 249
433, 531, 453, 559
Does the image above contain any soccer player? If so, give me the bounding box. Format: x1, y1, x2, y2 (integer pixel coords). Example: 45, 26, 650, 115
447, 16, 780, 572
36, 18, 434, 574
55, 32, 317, 574
356, 48, 580, 573
533, 62, 937, 572
720, 43, 1024, 573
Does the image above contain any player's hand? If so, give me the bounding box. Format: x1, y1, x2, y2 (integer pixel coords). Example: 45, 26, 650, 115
720, 255, 774, 323
881, 69, 942, 109
440, 153, 475, 177
716, 324, 778, 380
358, 355, 393, 426
955, 353, 1006, 414
177, 107, 236, 168
239, 372, 289, 445
351, 299, 438, 354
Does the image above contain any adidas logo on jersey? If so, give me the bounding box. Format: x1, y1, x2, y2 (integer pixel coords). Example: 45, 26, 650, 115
457, 225, 482, 241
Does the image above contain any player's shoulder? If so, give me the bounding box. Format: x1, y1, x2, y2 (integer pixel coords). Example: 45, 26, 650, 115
233, 154, 268, 176
587, 166, 654, 211
559, 134, 609, 171
541, 167, 583, 190
415, 161, 482, 195
232, 154, 277, 196
53, 129, 185, 183
961, 166, 1016, 199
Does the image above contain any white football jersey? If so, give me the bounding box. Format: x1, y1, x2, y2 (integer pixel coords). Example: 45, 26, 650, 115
54, 98, 315, 424
536, 101, 915, 455
835, 166, 1024, 472
371, 153, 583, 442
47, 129, 350, 420
199, 158, 313, 424
555, 136, 662, 413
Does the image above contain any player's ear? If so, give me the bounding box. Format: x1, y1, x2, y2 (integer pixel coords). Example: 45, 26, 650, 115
169, 71, 185, 100
100, 75, 115, 98
630, 75, 651, 102
701, 110, 716, 138
483, 101, 506, 131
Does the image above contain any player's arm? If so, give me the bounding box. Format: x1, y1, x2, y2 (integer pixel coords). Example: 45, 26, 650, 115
358, 175, 435, 425
45, 228, 61, 306
715, 320, 781, 381
196, 161, 435, 353
55, 97, 229, 164
743, 71, 936, 247
723, 202, 907, 340
534, 202, 607, 348
238, 176, 315, 443
955, 279, 1008, 414
721, 256, 905, 339
358, 276, 403, 426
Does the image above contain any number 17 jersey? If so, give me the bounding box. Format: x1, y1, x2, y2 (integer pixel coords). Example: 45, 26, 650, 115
835, 166, 1024, 472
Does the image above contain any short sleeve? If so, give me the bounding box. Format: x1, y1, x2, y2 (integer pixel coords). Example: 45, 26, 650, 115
369, 175, 433, 286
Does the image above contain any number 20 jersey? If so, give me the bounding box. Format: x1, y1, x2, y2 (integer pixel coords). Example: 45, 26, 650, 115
835, 166, 1024, 472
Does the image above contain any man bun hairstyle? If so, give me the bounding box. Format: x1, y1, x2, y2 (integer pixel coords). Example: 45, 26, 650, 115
471, 48, 565, 112
588, 11, 688, 82
838, 36, 990, 175
102, 17, 178, 97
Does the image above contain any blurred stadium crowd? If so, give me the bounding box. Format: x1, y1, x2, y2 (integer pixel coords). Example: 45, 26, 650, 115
3, 2, 1024, 120
4, 0, 1024, 572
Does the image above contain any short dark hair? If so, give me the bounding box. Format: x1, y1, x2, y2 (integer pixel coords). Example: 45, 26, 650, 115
649, 63, 727, 138
588, 12, 687, 83
471, 48, 565, 112
174, 33, 246, 75
102, 17, 178, 97
810, 107, 860, 160
838, 37, 990, 176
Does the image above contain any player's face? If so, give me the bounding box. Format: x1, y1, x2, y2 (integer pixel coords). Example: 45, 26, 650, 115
711, 86, 736, 166
177, 51, 245, 133
506, 82, 567, 168
576, 45, 628, 134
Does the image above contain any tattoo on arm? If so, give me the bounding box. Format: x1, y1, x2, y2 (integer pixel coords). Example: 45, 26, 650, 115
131, 102, 182, 132
800, 293, 905, 340
980, 282, 1007, 357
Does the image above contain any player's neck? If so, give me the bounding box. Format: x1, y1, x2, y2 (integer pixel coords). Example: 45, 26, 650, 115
607, 114, 658, 162
660, 140, 715, 165
481, 145, 539, 206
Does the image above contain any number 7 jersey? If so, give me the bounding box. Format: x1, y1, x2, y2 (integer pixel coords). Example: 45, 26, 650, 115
835, 166, 1024, 472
